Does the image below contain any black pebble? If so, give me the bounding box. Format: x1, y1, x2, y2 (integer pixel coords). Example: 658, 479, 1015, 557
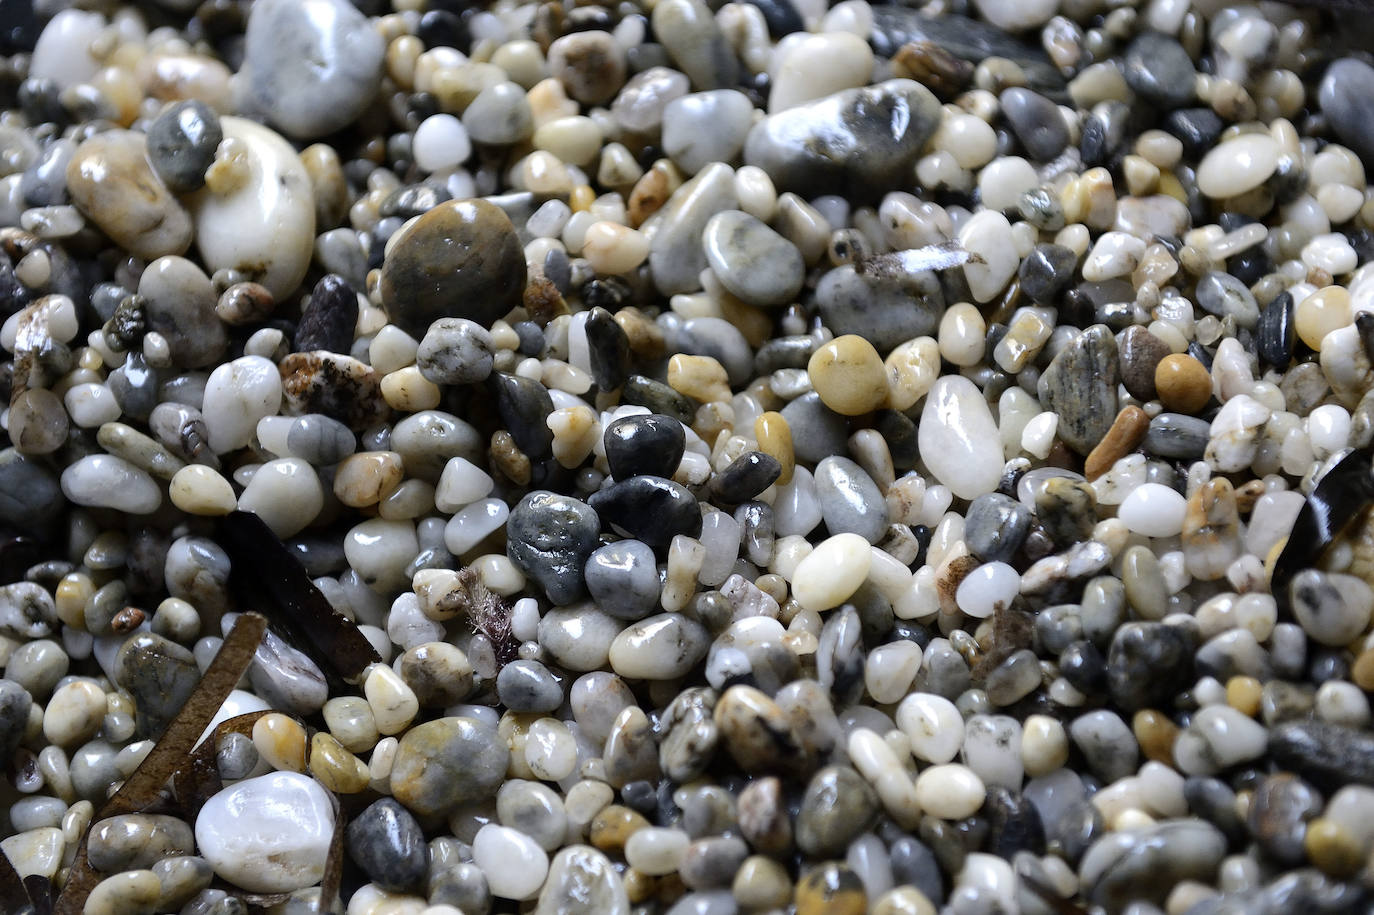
514, 320, 545, 357
622, 375, 697, 424
1258, 291, 1295, 369
0, 0, 39, 53
584, 306, 631, 390
589, 475, 703, 554
711, 451, 781, 505
604, 413, 686, 480
1164, 108, 1222, 159
1122, 31, 1195, 110
146, 100, 222, 194
506, 490, 601, 604
347, 798, 430, 893
1105, 622, 1194, 712
490, 372, 555, 457
295, 275, 359, 355
417, 9, 470, 52
745, 0, 804, 37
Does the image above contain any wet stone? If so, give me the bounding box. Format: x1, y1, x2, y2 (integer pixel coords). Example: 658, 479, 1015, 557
702, 210, 804, 308
66, 130, 192, 260
779, 392, 849, 465
1143, 413, 1210, 460
1122, 32, 1195, 110
346, 798, 429, 894
1018, 243, 1077, 306
1106, 622, 1194, 712
87, 814, 194, 873
507, 490, 601, 605
1319, 58, 1374, 170
145, 100, 221, 194
1269, 720, 1374, 789
490, 372, 555, 458
380, 200, 527, 337
279, 351, 388, 432
604, 413, 685, 480
1118, 325, 1170, 402
813, 456, 889, 544
390, 717, 509, 818
585, 539, 661, 620
1037, 324, 1119, 455
584, 307, 631, 391
795, 765, 878, 857
294, 274, 358, 356
743, 79, 942, 201
590, 475, 703, 555
1000, 88, 1069, 161
712, 451, 781, 505
114, 632, 201, 739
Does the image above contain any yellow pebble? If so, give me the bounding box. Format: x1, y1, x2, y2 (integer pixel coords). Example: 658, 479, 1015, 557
570, 184, 596, 212
1305, 818, 1364, 877
1226, 676, 1263, 717
795, 862, 867, 915
1295, 285, 1352, 350
309, 732, 371, 793
333, 451, 405, 508
1154, 353, 1212, 414
55, 573, 94, 629
667, 354, 732, 403
168, 465, 237, 516
251, 712, 307, 773
754, 411, 795, 486
885, 336, 940, 411
808, 335, 887, 416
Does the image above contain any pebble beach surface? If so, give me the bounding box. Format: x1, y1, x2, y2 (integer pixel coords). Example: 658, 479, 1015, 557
4, 0, 1374, 913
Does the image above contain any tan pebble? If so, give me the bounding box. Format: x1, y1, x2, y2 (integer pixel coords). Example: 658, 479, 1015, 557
548, 404, 600, 468
614, 306, 666, 359
627, 160, 682, 227
215, 282, 275, 325
1305, 818, 1364, 877
333, 451, 405, 508
309, 732, 371, 794
1155, 353, 1212, 414
42, 680, 105, 747
1132, 709, 1178, 765
137, 53, 234, 112
1226, 676, 1262, 717
86, 869, 162, 915
569, 183, 596, 213
490, 430, 533, 485
754, 411, 795, 486
55, 573, 94, 629
1353, 648, 1374, 691
589, 805, 650, 853
299, 143, 348, 229
623, 867, 656, 903
365, 663, 420, 736
581, 221, 650, 275
1295, 285, 1352, 350
1084, 405, 1150, 480
252, 712, 307, 773
808, 335, 887, 416
732, 855, 793, 910
668, 354, 731, 403
885, 337, 940, 411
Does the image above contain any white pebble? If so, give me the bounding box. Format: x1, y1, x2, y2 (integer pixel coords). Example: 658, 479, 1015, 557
914, 764, 986, 819
413, 114, 472, 173
955, 562, 1020, 619
790, 533, 871, 611
896, 692, 964, 764
1116, 483, 1188, 538
195, 772, 334, 893
472, 824, 550, 900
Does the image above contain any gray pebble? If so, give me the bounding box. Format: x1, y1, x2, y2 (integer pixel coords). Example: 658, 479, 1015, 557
584, 539, 661, 621
702, 210, 804, 308
417, 318, 494, 386
462, 82, 534, 145
496, 659, 564, 713
661, 90, 755, 175
145, 101, 221, 194
814, 263, 943, 353
814, 456, 889, 544
507, 490, 602, 605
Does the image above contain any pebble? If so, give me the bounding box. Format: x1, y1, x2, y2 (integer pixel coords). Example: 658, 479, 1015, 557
390, 717, 509, 816
1196, 134, 1280, 199
814, 264, 943, 353
1319, 59, 1374, 169
189, 117, 315, 301
1038, 324, 1119, 455
918, 376, 1004, 500
1122, 32, 1196, 109
66, 130, 191, 260
537, 846, 628, 915
194, 772, 334, 893
146, 100, 221, 194
662, 91, 756, 176
702, 210, 803, 307
239, 0, 384, 140
609, 613, 708, 679
472, 823, 550, 900
346, 798, 428, 894
381, 200, 526, 337
744, 80, 941, 199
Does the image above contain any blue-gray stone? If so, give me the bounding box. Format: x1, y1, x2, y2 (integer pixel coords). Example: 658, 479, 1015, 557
813, 456, 888, 544
585, 539, 661, 621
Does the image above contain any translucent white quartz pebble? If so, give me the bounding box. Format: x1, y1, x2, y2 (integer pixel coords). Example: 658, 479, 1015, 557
202, 355, 283, 454
1116, 483, 1188, 538
472, 824, 550, 900
1081, 231, 1146, 281
195, 772, 334, 893
896, 692, 964, 764
790, 533, 871, 611
60, 455, 161, 514
918, 376, 1004, 500
958, 211, 1017, 302
28, 9, 104, 89
955, 562, 1020, 619
1196, 134, 1279, 198
413, 114, 472, 173
624, 827, 688, 876
435, 457, 495, 512
443, 498, 510, 556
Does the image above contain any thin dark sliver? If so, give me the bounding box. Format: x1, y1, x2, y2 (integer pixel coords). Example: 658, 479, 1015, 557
53, 613, 268, 915
173, 710, 273, 820
217, 511, 381, 684
1271, 449, 1374, 610
0, 844, 32, 915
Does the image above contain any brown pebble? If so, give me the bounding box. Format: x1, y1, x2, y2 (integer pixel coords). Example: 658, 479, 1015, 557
627, 160, 681, 227
111, 607, 146, 634
279, 351, 388, 432
1352, 648, 1374, 691
65, 129, 193, 260
1132, 708, 1179, 765
1084, 405, 1150, 480
936, 554, 981, 616
1226, 676, 1262, 718
490, 430, 532, 486
215, 282, 275, 325
1118, 325, 1170, 402
1155, 353, 1212, 413
589, 804, 649, 853
615, 306, 666, 359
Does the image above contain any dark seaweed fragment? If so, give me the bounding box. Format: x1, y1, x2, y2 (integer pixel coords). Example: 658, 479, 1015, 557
217, 511, 381, 686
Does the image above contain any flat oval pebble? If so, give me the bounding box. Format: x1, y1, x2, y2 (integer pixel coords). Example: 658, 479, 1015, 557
702, 210, 803, 307
66, 130, 192, 260
918, 376, 1004, 500
1196, 134, 1280, 199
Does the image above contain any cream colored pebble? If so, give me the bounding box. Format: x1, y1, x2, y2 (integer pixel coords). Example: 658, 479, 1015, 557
169, 465, 237, 515
364, 664, 420, 736
580, 221, 650, 275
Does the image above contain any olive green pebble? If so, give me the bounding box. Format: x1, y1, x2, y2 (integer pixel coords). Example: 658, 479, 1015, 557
794, 862, 867, 915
